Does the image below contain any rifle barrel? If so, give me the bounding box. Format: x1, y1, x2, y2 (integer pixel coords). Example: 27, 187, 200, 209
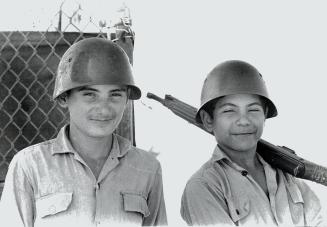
146, 92, 327, 186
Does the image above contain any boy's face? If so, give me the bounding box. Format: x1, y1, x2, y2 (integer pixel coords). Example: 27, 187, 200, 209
201, 94, 266, 152
62, 84, 128, 139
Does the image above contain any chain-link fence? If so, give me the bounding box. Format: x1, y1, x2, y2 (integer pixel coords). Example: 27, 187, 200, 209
0, 3, 136, 196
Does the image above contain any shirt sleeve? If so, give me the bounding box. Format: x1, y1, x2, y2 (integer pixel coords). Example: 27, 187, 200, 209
143, 162, 168, 226
296, 179, 325, 226
0, 153, 35, 227
180, 178, 235, 226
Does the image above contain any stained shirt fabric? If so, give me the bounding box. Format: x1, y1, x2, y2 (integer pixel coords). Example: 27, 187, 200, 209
0, 125, 167, 227
180, 145, 324, 226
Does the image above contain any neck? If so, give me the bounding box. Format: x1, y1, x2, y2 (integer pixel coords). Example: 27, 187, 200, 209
68, 125, 113, 161
219, 144, 261, 170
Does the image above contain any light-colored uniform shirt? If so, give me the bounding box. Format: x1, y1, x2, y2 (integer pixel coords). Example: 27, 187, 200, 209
181, 145, 324, 226
0, 125, 167, 226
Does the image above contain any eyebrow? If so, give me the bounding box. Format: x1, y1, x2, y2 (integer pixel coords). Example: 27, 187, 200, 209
217, 102, 263, 109
77, 87, 98, 92
110, 88, 127, 93
217, 103, 237, 109
248, 102, 263, 107
77, 87, 127, 93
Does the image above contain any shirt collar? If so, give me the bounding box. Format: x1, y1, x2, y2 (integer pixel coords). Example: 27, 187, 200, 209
51, 125, 132, 158
51, 125, 73, 155
211, 144, 273, 170
211, 145, 233, 163
110, 133, 132, 158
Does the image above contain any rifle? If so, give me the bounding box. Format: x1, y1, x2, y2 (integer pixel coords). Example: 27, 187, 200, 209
147, 92, 327, 187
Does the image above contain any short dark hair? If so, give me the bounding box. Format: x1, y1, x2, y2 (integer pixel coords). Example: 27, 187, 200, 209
56, 90, 71, 102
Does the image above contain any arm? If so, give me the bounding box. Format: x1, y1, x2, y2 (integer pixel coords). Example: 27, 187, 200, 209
180, 179, 235, 226
0, 153, 35, 227
143, 163, 168, 226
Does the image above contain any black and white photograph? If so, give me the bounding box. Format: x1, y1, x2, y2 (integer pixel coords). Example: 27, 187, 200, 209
0, 0, 326, 226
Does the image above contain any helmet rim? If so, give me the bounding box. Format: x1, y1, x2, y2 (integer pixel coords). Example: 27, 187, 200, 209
195, 60, 277, 123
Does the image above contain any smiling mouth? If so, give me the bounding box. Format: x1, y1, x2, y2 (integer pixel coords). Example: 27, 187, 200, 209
232, 132, 255, 136
90, 119, 112, 122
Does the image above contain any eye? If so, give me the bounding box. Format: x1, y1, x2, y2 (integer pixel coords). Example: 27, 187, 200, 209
248, 107, 263, 113
83, 92, 95, 97
81, 91, 97, 101
221, 109, 234, 113
111, 92, 123, 97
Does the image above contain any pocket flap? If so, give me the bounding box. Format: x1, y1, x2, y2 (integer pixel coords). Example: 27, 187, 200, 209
226, 197, 250, 223
36, 192, 73, 218
121, 191, 150, 217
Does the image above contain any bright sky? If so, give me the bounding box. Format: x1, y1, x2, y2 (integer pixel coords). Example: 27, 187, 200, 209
1, 0, 327, 225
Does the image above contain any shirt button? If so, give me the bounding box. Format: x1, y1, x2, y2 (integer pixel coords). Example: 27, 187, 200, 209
95, 183, 100, 190
241, 170, 248, 176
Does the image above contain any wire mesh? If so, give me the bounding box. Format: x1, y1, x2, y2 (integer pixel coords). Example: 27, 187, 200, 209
0, 3, 136, 195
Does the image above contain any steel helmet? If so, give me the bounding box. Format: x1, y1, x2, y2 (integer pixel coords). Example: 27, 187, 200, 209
196, 60, 277, 123
53, 37, 141, 100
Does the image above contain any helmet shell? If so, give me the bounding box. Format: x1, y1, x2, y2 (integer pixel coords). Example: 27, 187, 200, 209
196, 60, 277, 123
53, 37, 141, 100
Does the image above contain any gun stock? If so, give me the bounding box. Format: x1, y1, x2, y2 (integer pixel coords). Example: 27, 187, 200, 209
147, 92, 327, 187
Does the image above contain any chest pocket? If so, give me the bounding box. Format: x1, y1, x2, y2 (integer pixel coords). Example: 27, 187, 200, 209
225, 196, 250, 224
121, 191, 150, 217
36, 192, 73, 218
285, 176, 305, 222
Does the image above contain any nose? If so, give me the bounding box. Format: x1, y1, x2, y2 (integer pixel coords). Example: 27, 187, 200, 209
94, 98, 113, 116
236, 112, 251, 126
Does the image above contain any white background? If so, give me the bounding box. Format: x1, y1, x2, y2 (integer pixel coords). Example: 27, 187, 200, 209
1, 0, 327, 225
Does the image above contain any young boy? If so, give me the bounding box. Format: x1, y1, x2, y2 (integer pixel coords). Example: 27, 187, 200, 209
180, 60, 323, 226
0, 38, 167, 226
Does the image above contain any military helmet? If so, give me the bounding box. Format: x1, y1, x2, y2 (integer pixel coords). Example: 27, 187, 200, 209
53, 37, 141, 100
196, 60, 277, 123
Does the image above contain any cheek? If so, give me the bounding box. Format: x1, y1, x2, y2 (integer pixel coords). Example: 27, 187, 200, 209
68, 104, 86, 118
112, 103, 127, 118
212, 117, 231, 136
251, 116, 265, 136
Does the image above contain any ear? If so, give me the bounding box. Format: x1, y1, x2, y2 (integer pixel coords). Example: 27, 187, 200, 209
125, 87, 131, 104
199, 109, 214, 133
57, 95, 68, 108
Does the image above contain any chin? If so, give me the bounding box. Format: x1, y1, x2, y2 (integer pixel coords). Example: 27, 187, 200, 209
84, 126, 115, 138
227, 138, 258, 152
87, 131, 114, 138
235, 142, 258, 152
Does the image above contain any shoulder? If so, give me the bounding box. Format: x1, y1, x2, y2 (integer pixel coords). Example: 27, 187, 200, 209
188, 158, 226, 187
184, 159, 227, 196
16, 139, 55, 157
116, 135, 161, 174
128, 146, 161, 167
281, 171, 313, 192
279, 171, 321, 205
9, 139, 56, 170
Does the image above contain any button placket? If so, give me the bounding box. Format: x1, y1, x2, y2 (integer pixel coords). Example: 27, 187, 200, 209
95, 183, 100, 190
94, 181, 101, 227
